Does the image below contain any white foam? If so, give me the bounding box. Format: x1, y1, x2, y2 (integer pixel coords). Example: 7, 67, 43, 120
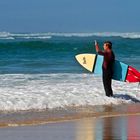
0, 74, 139, 112
0, 32, 52, 40
42, 32, 140, 38
23, 36, 52, 39
1, 32, 140, 40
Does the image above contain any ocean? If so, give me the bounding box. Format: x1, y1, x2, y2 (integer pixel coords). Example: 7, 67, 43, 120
0, 32, 140, 113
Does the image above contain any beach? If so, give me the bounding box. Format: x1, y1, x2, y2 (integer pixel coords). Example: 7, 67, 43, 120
0, 104, 140, 140
0, 32, 140, 139
0, 0, 140, 139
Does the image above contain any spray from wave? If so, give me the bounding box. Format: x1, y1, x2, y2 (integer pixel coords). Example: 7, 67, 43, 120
1, 32, 140, 40
0, 74, 139, 112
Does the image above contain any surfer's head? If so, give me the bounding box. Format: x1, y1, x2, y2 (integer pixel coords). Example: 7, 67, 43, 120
103, 41, 112, 50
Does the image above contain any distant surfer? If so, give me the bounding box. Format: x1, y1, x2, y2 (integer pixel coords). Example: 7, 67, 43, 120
95, 40, 115, 97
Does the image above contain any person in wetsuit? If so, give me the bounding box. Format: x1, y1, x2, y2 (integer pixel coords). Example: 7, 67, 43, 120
95, 40, 115, 97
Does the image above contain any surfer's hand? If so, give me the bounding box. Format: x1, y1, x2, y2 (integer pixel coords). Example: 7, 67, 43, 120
95, 40, 98, 46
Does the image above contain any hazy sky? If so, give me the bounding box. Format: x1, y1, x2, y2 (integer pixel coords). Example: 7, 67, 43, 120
0, 0, 140, 33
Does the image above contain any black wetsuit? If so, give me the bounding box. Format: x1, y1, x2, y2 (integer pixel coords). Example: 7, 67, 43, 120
98, 50, 115, 97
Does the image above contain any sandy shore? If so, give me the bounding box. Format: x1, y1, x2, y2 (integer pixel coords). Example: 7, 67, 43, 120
0, 114, 140, 140
0, 104, 140, 127
0, 104, 140, 139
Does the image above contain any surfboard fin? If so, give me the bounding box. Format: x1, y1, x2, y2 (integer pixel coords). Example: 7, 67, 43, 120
138, 82, 140, 88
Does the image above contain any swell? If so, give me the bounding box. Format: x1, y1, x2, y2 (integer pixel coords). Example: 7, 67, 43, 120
0, 38, 139, 74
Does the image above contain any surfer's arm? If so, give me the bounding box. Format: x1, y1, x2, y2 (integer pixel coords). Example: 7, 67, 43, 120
95, 40, 105, 55
95, 40, 100, 52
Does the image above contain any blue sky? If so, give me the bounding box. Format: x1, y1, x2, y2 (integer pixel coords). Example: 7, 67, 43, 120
0, 0, 140, 33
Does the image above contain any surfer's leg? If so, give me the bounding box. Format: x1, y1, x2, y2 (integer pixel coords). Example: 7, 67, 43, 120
103, 70, 113, 97
103, 72, 109, 96
107, 78, 113, 97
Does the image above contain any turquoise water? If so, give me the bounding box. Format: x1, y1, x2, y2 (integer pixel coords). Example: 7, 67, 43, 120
0, 32, 139, 112
0, 33, 140, 74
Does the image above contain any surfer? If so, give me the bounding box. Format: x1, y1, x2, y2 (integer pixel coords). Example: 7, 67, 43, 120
95, 40, 115, 97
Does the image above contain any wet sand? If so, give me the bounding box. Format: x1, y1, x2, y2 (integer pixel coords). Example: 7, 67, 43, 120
0, 104, 140, 139
0, 114, 140, 140
0, 104, 140, 127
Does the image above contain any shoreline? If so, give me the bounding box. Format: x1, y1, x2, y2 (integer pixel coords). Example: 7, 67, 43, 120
0, 103, 140, 128
0, 112, 140, 140
5, 111, 140, 128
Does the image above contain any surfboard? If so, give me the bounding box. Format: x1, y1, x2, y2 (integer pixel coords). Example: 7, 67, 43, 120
75, 54, 140, 83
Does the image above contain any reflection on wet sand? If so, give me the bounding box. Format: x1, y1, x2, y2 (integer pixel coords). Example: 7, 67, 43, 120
102, 106, 114, 140
76, 114, 140, 140
128, 115, 140, 140
76, 118, 95, 140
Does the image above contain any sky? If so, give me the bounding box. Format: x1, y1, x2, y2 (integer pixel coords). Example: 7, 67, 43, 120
0, 0, 140, 33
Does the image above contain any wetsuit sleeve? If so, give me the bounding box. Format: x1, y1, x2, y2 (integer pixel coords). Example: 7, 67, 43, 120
98, 50, 106, 56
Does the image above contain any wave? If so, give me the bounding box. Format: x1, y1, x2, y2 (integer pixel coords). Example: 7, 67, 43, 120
48, 32, 140, 39
0, 32, 52, 40
0, 73, 139, 112
1, 32, 140, 40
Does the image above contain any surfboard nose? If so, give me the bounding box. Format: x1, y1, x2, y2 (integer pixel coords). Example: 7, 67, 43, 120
75, 54, 96, 72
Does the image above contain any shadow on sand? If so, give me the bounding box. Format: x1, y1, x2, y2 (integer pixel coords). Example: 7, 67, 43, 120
114, 94, 140, 103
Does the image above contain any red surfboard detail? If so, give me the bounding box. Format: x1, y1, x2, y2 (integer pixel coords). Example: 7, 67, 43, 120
126, 66, 140, 83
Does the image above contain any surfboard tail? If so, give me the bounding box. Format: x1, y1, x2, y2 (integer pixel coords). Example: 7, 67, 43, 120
126, 66, 140, 83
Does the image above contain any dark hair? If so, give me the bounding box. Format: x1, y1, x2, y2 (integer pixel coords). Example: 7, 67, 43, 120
104, 41, 112, 49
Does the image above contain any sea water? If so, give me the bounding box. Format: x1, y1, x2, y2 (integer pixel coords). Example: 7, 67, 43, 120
0, 32, 140, 112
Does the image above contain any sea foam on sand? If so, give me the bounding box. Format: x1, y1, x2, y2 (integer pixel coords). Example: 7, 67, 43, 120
0, 74, 139, 112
